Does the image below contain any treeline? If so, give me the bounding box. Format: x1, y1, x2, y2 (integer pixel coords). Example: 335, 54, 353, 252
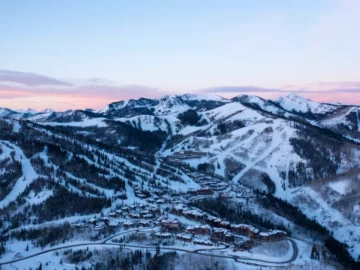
65, 248, 178, 270
255, 190, 360, 269
11, 222, 72, 248
191, 197, 288, 233
31, 185, 110, 222
255, 191, 328, 236
0, 152, 23, 200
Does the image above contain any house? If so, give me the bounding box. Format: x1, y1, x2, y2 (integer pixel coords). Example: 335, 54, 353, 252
109, 222, 119, 228
231, 224, 259, 239
143, 214, 153, 219
176, 233, 192, 242
123, 221, 135, 229
183, 209, 205, 221
88, 218, 97, 226
234, 240, 253, 251
160, 219, 181, 230
207, 217, 223, 227
170, 204, 186, 215
149, 206, 159, 214
129, 212, 141, 219
211, 228, 228, 242
193, 239, 213, 246
186, 225, 211, 235
115, 210, 123, 216
109, 212, 117, 218
259, 230, 287, 242
224, 232, 234, 243
155, 232, 172, 239
100, 217, 110, 226
139, 221, 150, 227
156, 199, 165, 204
219, 221, 231, 229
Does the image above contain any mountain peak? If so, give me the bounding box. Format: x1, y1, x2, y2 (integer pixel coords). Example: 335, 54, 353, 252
274, 93, 340, 115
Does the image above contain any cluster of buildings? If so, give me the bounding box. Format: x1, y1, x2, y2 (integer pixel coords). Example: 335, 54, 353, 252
168, 204, 287, 243
171, 151, 207, 160
71, 203, 160, 231
186, 171, 229, 192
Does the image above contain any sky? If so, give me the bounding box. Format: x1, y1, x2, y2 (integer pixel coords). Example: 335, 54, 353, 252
1, 0, 360, 110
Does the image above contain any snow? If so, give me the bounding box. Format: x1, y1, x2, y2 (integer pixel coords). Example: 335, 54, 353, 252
26, 190, 53, 205
179, 93, 228, 102
290, 186, 360, 260
274, 94, 338, 114
40, 117, 108, 127
0, 141, 38, 209
329, 179, 350, 195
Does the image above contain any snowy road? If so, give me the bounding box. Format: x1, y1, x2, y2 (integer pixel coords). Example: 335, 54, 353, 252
0, 229, 298, 268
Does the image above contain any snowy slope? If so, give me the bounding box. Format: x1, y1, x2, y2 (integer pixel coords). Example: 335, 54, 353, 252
274, 94, 341, 115
0, 141, 38, 208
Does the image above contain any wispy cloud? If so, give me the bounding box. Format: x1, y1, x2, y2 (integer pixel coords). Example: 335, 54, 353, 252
0, 70, 73, 87
200, 83, 360, 94
0, 70, 165, 110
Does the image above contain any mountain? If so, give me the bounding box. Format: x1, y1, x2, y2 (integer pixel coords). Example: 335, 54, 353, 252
1, 93, 360, 268
273, 94, 344, 117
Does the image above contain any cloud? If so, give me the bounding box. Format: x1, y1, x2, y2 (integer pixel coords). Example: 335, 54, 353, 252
0, 69, 166, 110
200, 82, 360, 94
0, 70, 73, 87
201, 86, 288, 93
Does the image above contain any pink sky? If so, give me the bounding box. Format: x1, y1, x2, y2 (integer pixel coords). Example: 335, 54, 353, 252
0, 88, 358, 111
0, 70, 359, 111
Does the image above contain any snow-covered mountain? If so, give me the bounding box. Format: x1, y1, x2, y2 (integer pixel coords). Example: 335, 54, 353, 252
273, 94, 343, 116
1, 93, 360, 266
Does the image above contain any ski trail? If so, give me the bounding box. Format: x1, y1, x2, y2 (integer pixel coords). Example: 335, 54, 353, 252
232, 129, 286, 184
0, 141, 38, 209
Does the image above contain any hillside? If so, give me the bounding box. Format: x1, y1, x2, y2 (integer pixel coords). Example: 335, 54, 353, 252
1, 93, 360, 268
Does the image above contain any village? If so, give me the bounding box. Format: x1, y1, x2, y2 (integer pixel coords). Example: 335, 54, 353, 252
70, 184, 287, 254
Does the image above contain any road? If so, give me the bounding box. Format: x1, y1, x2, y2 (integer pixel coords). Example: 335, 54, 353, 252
0, 227, 298, 268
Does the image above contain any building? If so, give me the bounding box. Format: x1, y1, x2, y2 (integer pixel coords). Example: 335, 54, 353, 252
170, 204, 186, 215
100, 217, 110, 226
259, 230, 287, 242
155, 232, 172, 239
211, 228, 231, 242
176, 233, 192, 242
183, 209, 205, 221
88, 218, 97, 226
231, 224, 259, 239
193, 239, 213, 246
123, 221, 135, 229
220, 221, 231, 229
234, 240, 253, 251
160, 219, 181, 230
186, 225, 211, 235
207, 216, 223, 227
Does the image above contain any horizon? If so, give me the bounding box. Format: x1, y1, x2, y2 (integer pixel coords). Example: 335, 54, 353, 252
1, 90, 357, 113
1, 0, 360, 110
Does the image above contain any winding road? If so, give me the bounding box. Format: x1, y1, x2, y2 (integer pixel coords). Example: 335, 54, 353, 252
0, 226, 298, 268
